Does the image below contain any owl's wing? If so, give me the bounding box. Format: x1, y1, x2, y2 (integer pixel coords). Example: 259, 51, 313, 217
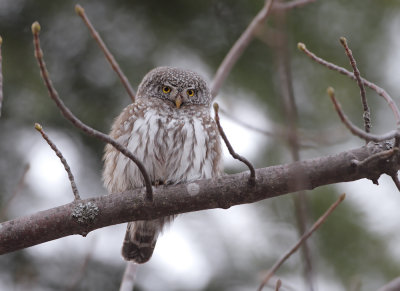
102, 102, 144, 193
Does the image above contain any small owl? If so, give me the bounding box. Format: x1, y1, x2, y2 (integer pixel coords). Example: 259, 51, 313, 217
103, 67, 223, 263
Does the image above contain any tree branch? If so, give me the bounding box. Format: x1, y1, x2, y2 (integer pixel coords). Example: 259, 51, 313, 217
258, 193, 345, 290
339, 37, 371, 133
0, 142, 398, 255
214, 103, 256, 184
297, 42, 400, 126
211, 0, 274, 98
378, 277, 400, 291
35, 123, 81, 201
75, 4, 136, 103
0, 36, 3, 117
31, 21, 154, 201
273, 0, 317, 10
327, 87, 399, 142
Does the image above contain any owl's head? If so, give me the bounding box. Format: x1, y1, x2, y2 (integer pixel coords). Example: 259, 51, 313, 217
136, 67, 211, 108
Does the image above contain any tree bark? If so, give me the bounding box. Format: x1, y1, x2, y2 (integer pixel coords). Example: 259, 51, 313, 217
0, 141, 397, 255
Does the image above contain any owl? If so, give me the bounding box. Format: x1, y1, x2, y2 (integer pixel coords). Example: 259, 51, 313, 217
103, 66, 223, 263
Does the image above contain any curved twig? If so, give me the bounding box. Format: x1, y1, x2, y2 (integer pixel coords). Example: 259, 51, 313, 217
75, 5, 136, 103
31, 22, 153, 201
35, 123, 81, 201
258, 193, 346, 291
298, 42, 400, 126
327, 87, 399, 142
213, 103, 256, 184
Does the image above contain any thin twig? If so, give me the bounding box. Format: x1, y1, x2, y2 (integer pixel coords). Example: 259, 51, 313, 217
297, 42, 400, 126
35, 123, 81, 201
213, 103, 256, 184
273, 10, 314, 289
31, 22, 153, 201
258, 193, 346, 291
327, 87, 399, 142
274, 0, 317, 10
390, 173, 400, 192
0, 164, 30, 220
275, 279, 282, 291
119, 262, 138, 291
75, 4, 136, 103
378, 276, 400, 291
65, 239, 96, 291
220, 108, 347, 147
211, 0, 275, 99
0, 36, 3, 117
220, 108, 276, 137
339, 37, 371, 133
352, 147, 398, 169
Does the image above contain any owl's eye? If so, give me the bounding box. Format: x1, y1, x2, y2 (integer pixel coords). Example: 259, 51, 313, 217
187, 89, 195, 97
162, 86, 171, 94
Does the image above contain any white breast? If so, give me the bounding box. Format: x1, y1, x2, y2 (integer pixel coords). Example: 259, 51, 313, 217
120, 107, 216, 188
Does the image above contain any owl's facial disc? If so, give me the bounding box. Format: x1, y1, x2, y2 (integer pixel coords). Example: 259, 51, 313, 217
137, 67, 211, 107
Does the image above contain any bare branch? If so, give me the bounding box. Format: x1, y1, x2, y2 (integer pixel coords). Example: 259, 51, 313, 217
31, 22, 153, 201
119, 262, 138, 291
220, 107, 275, 137
390, 172, 400, 192
0, 142, 397, 255
211, 0, 275, 99
275, 279, 282, 291
339, 37, 371, 133
258, 193, 346, 291
297, 42, 400, 126
35, 123, 81, 201
66, 240, 95, 291
327, 87, 399, 142
352, 147, 398, 170
75, 5, 136, 103
220, 108, 347, 148
0, 36, 3, 117
274, 0, 317, 10
213, 103, 256, 184
378, 277, 400, 291
273, 10, 314, 288
0, 164, 30, 220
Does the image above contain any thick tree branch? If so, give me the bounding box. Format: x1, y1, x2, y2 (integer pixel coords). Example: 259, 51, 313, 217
0, 142, 398, 255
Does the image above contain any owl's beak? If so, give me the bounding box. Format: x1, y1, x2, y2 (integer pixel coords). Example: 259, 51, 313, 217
175, 96, 182, 108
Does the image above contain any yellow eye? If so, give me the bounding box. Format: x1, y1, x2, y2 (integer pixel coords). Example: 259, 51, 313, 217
187, 89, 195, 97
162, 86, 171, 94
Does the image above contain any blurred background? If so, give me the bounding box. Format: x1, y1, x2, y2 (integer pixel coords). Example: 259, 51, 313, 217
1, 0, 400, 290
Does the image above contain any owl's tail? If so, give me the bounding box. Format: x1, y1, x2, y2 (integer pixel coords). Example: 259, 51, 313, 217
122, 220, 160, 263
